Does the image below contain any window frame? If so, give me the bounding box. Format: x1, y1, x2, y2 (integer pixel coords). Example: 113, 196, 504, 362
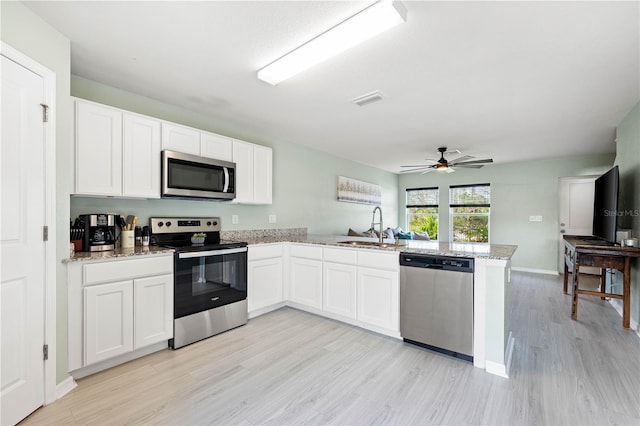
406, 186, 439, 240
449, 183, 491, 244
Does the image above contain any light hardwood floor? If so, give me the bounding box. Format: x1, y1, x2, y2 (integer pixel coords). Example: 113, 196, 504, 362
23, 272, 640, 425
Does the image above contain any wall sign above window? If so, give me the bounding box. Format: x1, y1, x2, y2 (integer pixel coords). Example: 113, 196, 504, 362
337, 176, 381, 206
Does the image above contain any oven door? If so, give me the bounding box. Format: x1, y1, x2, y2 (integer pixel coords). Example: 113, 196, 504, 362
174, 247, 247, 319
162, 150, 235, 200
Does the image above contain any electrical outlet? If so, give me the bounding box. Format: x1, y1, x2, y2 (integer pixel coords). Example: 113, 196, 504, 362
232, 215, 239, 225
269, 214, 277, 224
529, 215, 543, 222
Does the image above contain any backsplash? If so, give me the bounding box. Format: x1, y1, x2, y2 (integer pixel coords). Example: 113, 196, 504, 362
221, 228, 307, 241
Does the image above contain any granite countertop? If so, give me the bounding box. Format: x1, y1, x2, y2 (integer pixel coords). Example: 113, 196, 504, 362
64, 245, 174, 263
247, 234, 517, 260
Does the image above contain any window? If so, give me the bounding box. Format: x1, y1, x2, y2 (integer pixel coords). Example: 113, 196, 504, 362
406, 187, 439, 240
449, 184, 490, 243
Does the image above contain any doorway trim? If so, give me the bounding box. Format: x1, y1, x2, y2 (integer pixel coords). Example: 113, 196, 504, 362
1, 41, 58, 405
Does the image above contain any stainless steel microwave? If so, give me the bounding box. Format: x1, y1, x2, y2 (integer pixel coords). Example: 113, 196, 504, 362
161, 150, 235, 200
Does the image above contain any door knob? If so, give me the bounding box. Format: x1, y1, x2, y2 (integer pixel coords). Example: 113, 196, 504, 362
560, 223, 565, 226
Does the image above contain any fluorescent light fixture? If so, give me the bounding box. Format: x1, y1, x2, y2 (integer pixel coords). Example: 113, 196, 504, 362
258, 0, 407, 85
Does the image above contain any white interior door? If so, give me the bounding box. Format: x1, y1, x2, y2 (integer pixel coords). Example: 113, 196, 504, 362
558, 176, 597, 273
1, 55, 46, 425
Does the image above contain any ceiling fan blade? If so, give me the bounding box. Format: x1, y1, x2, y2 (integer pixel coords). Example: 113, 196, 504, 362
448, 155, 474, 163
400, 167, 431, 173
445, 167, 456, 173
445, 149, 461, 155
454, 164, 484, 168
451, 158, 494, 166
420, 168, 436, 175
400, 165, 433, 168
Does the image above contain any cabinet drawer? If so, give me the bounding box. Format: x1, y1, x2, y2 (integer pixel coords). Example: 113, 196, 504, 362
358, 250, 399, 271
84, 255, 173, 285
290, 244, 323, 260
248, 243, 284, 261
324, 247, 357, 265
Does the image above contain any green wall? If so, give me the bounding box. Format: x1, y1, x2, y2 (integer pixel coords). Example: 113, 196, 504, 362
614, 101, 640, 328
1, 1, 72, 384
398, 154, 615, 272
70, 76, 399, 235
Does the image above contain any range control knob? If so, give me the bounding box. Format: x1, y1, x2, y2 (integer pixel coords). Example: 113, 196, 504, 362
213, 221, 218, 226
165, 221, 172, 227
157, 222, 164, 227
206, 221, 212, 226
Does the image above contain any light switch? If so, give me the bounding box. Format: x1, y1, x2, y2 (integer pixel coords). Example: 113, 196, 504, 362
232, 215, 239, 225
529, 215, 543, 222
269, 214, 277, 224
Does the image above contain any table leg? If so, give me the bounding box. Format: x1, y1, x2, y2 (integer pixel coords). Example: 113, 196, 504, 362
571, 257, 580, 321
600, 268, 606, 300
623, 258, 630, 329
563, 259, 569, 294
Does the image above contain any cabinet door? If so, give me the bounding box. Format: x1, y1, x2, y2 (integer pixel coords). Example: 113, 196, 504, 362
161, 122, 200, 155
134, 274, 173, 349
253, 145, 272, 204
84, 281, 133, 365
122, 113, 161, 198
75, 100, 122, 196
289, 257, 323, 309
323, 262, 357, 319
357, 267, 399, 331
201, 131, 233, 161
248, 258, 283, 313
232, 140, 254, 203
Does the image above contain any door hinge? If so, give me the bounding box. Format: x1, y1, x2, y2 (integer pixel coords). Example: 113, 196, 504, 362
43, 344, 49, 361
43, 225, 49, 242
40, 103, 49, 123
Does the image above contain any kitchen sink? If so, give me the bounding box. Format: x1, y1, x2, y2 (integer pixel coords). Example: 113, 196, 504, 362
336, 240, 395, 248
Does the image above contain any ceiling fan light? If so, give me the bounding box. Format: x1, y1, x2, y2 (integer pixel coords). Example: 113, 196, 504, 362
436, 163, 448, 170
257, 0, 407, 85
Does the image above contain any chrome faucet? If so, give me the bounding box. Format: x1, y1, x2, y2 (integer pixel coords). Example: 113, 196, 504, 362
371, 206, 383, 244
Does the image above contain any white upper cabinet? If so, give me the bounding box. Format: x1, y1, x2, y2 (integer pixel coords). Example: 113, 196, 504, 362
75, 101, 122, 196
122, 113, 161, 198
161, 122, 200, 155
232, 140, 273, 205
201, 131, 233, 161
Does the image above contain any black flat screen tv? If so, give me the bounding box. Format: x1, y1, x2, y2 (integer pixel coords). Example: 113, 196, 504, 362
592, 166, 619, 244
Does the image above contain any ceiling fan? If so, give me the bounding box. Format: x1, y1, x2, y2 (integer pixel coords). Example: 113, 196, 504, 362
400, 147, 494, 174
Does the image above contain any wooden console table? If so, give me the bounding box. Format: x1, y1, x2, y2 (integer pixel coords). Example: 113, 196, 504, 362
563, 235, 640, 329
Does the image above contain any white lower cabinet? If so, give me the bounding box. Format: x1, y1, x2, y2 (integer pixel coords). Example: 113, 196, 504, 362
84, 280, 134, 365
323, 262, 357, 319
83, 273, 173, 367
289, 257, 323, 310
68, 254, 174, 375
248, 244, 285, 316
356, 267, 399, 333
134, 274, 174, 349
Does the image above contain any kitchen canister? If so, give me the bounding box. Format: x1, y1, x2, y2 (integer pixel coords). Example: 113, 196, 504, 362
622, 238, 639, 248
121, 230, 135, 249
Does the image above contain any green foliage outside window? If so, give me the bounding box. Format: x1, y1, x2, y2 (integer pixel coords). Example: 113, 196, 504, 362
408, 207, 438, 239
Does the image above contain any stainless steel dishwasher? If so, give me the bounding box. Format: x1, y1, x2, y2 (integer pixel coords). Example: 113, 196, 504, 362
400, 253, 474, 361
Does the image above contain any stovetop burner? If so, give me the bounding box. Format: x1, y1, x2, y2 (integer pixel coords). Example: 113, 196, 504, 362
148, 216, 247, 252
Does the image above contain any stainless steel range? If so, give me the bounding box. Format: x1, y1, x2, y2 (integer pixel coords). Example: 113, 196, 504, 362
150, 217, 248, 349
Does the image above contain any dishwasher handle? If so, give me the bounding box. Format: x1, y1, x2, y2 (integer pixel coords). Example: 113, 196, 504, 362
400, 254, 474, 273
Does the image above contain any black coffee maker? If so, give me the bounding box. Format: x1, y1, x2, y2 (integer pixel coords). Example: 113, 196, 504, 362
79, 214, 116, 252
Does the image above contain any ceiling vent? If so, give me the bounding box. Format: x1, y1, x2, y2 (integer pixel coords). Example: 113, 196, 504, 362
351, 90, 384, 107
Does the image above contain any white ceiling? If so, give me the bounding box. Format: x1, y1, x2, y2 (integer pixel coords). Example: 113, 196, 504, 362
25, 1, 640, 173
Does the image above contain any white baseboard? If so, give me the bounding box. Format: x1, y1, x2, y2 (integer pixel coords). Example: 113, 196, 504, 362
485, 332, 514, 379
608, 299, 640, 338
70, 341, 168, 379
55, 376, 77, 400
511, 267, 559, 276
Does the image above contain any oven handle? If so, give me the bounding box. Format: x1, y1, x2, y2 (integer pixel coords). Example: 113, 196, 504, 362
178, 247, 247, 259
